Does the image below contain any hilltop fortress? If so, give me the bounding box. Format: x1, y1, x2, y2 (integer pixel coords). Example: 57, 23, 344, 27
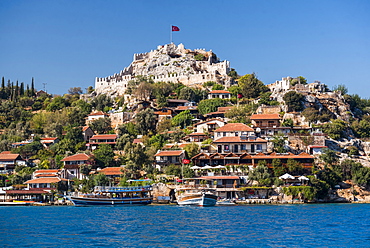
95, 43, 233, 96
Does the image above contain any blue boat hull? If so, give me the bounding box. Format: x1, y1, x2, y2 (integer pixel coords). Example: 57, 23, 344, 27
68, 196, 152, 206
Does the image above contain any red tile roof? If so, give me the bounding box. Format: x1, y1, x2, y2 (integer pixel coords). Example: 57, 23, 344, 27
214, 123, 254, 132
34, 169, 60, 174
155, 150, 184, 156
209, 90, 231, 94
253, 152, 314, 159
88, 111, 108, 116
197, 176, 239, 180
41, 137, 58, 141
133, 139, 143, 143
61, 153, 92, 162
99, 167, 124, 176
193, 118, 225, 126
90, 134, 117, 140
218, 106, 233, 112
82, 126, 90, 131
192, 153, 210, 159
175, 106, 198, 111
35, 174, 58, 178
25, 177, 67, 184
0, 153, 22, 161
213, 136, 267, 143
250, 114, 281, 120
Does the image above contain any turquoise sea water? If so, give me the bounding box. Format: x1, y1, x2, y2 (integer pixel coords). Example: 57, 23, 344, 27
1, 204, 370, 247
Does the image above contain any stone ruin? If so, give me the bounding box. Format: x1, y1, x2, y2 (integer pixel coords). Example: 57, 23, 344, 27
94, 43, 233, 97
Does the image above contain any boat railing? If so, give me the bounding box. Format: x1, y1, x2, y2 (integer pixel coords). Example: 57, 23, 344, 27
94, 185, 152, 192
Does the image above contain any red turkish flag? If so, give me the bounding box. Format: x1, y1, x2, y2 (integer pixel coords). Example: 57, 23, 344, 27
172, 25, 180, 31
182, 159, 190, 164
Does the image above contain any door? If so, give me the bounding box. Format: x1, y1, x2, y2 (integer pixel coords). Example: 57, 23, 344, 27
251, 144, 255, 153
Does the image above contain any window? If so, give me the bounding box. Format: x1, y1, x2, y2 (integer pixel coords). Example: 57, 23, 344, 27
235, 132, 239, 136
234, 145, 238, 153
217, 132, 221, 137
256, 144, 262, 151
224, 145, 229, 151
241, 144, 246, 151
223, 132, 226, 137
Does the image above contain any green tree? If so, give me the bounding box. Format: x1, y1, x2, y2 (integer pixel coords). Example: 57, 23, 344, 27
272, 158, 285, 177
351, 119, 370, 138
94, 144, 115, 167
211, 84, 224, 90
89, 118, 112, 134
123, 143, 148, 171
228, 85, 241, 98
332, 84, 348, 95
248, 161, 272, 186
238, 73, 269, 99
319, 148, 339, 167
178, 87, 196, 101
46, 96, 66, 111
194, 54, 205, 61
134, 81, 154, 101
224, 104, 256, 124
271, 134, 287, 153
322, 119, 347, 140
68, 87, 83, 95
281, 118, 293, 128
171, 110, 193, 128
286, 159, 303, 175
197, 98, 226, 115
86, 86, 94, 94
94, 173, 109, 186
115, 134, 133, 150
283, 91, 305, 112
227, 68, 238, 80
164, 164, 181, 176
184, 143, 200, 159
135, 108, 157, 135
90, 94, 113, 111
15, 141, 43, 159
147, 133, 167, 151
290, 76, 307, 86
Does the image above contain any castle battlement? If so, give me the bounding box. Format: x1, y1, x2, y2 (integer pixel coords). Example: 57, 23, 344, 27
95, 43, 232, 96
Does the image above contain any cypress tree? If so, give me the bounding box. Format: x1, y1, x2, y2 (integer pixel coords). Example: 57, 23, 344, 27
31, 77, 35, 97
26, 84, 30, 97
6, 80, 11, 99
20, 82, 24, 96
0, 77, 4, 99
10, 82, 14, 101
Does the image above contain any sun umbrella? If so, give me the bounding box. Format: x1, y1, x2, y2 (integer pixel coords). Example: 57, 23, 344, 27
216, 165, 226, 169
279, 173, 295, 180
190, 166, 201, 170
203, 165, 213, 169
298, 176, 309, 181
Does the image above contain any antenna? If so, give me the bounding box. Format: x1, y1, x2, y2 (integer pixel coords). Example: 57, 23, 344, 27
43, 83, 47, 92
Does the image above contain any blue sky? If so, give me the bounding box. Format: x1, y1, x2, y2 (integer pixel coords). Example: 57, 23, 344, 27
1, 0, 370, 97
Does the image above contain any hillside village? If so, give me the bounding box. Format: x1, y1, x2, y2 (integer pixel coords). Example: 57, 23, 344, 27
2, 43, 370, 204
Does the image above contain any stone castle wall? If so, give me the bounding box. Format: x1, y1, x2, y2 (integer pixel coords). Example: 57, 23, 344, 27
94, 43, 232, 96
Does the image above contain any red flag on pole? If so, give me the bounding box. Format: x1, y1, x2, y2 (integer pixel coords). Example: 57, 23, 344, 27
172, 25, 180, 31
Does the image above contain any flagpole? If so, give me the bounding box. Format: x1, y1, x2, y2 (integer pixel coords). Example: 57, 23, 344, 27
170, 25, 172, 44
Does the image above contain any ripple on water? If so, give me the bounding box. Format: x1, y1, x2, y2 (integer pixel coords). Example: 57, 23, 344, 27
1, 204, 370, 247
